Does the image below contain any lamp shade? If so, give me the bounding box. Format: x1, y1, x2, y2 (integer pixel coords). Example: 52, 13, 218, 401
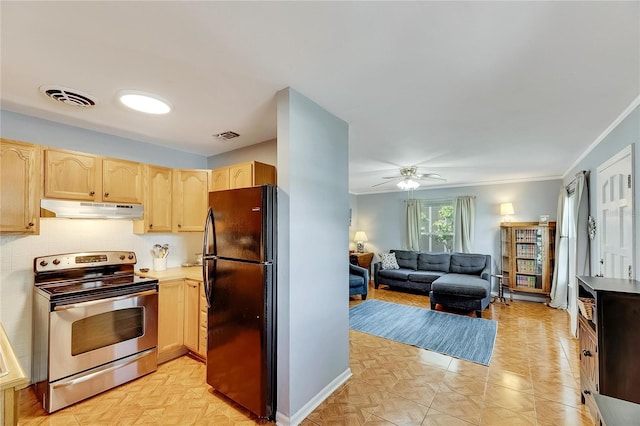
353, 231, 368, 242
500, 203, 515, 215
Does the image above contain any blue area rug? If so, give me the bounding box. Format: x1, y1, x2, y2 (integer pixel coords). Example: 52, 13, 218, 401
349, 300, 497, 365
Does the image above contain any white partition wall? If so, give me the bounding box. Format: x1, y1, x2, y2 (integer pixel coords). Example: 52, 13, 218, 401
276, 88, 350, 425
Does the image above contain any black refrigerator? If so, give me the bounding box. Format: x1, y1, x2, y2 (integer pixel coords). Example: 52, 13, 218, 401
202, 185, 276, 420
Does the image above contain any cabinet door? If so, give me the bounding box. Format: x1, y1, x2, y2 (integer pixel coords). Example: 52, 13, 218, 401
184, 279, 200, 353
44, 148, 99, 201
102, 158, 143, 203
144, 165, 172, 232
173, 169, 210, 232
229, 162, 253, 189
158, 280, 185, 362
210, 167, 229, 191
199, 281, 207, 358
0, 139, 40, 234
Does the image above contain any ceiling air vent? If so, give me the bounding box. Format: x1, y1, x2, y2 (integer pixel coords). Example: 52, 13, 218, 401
214, 131, 240, 141
39, 85, 97, 108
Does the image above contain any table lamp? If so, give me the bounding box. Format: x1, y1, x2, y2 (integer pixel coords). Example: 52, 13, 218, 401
500, 203, 515, 223
354, 231, 368, 253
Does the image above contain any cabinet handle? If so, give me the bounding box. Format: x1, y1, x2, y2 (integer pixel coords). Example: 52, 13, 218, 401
89, 191, 95, 196
178, 224, 182, 228
583, 389, 591, 395
149, 224, 153, 229
27, 222, 34, 228
582, 349, 592, 357
104, 192, 109, 198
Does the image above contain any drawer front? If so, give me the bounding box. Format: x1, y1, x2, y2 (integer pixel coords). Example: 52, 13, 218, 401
579, 315, 599, 418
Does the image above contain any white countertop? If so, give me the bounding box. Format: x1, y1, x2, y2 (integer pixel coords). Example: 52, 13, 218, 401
0, 324, 28, 392
136, 266, 203, 282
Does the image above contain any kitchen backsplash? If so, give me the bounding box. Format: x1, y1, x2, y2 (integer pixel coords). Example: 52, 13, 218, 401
0, 218, 203, 380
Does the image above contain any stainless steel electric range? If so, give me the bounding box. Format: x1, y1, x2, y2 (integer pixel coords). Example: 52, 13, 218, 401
32, 251, 159, 413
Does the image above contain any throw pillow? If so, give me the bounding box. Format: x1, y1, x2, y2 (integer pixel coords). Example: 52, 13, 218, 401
379, 252, 399, 270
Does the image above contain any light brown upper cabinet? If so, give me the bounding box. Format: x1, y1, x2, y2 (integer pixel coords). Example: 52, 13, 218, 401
44, 148, 142, 203
209, 167, 229, 191
210, 161, 276, 191
173, 169, 210, 232
44, 148, 100, 201
102, 158, 143, 203
0, 139, 41, 234
134, 165, 173, 233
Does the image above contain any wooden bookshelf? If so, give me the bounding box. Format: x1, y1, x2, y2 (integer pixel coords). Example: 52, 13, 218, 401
500, 221, 556, 298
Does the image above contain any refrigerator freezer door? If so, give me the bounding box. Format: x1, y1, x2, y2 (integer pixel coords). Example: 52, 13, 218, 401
207, 258, 275, 419
208, 186, 275, 262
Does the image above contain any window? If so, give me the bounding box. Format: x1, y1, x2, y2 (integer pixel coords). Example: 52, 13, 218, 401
419, 199, 454, 252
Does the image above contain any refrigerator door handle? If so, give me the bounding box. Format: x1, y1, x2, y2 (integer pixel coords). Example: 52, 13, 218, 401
203, 258, 215, 308
203, 207, 216, 257
202, 207, 216, 308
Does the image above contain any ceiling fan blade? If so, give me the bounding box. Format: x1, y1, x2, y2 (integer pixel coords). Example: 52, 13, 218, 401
381, 176, 400, 179
371, 180, 397, 187
417, 173, 446, 181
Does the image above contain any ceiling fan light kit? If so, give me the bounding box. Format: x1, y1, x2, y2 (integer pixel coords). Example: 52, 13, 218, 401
397, 179, 420, 190
372, 166, 445, 190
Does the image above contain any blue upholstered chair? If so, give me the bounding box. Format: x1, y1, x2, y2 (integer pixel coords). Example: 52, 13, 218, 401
349, 263, 369, 299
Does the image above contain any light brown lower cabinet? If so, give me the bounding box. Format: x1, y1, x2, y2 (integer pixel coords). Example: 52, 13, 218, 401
158, 279, 206, 364
157, 279, 186, 364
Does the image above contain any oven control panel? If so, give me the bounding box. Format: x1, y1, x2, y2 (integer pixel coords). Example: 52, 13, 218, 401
34, 251, 137, 273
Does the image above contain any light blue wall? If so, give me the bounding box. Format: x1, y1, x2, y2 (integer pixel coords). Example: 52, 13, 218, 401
1, 110, 207, 168
565, 104, 640, 277
353, 179, 562, 296
207, 138, 276, 168
276, 88, 350, 422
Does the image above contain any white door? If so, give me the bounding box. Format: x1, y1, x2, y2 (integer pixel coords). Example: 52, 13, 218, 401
597, 145, 634, 279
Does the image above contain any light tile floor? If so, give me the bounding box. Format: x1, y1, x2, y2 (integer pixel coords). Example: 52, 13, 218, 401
18, 284, 594, 425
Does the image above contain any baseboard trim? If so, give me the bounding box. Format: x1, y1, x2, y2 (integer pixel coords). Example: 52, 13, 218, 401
275, 368, 352, 426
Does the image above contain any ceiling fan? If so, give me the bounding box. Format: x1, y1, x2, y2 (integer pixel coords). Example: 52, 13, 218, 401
372, 166, 446, 190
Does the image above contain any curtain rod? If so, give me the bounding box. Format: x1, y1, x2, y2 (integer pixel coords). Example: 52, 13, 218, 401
403, 196, 475, 203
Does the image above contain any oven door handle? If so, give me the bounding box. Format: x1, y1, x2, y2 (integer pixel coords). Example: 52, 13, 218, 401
53, 289, 157, 311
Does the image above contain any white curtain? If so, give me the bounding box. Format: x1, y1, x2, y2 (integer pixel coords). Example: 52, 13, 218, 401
549, 188, 569, 308
453, 196, 475, 253
550, 171, 590, 316
406, 199, 421, 251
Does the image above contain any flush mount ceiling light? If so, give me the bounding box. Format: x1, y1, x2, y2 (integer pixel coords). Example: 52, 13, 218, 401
397, 178, 420, 190
118, 90, 171, 114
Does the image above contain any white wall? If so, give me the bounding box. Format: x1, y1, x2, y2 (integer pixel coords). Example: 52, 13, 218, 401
276, 88, 350, 424
353, 179, 562, 297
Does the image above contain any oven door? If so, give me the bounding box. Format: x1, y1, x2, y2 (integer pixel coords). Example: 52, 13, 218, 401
49, 289, 158, 382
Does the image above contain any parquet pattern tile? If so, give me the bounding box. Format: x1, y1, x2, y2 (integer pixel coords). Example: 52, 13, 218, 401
307, 284, 595, 426
18, 283, 594, 425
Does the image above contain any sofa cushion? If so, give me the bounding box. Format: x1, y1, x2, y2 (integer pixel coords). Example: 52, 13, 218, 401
432, 273, 490, 298
407, 271, 445, 283
377, 268, 412, 280
417, 252, 450, 272
450, 253, 487, 275
379, 252, 400, 270
391, 250, 418, 270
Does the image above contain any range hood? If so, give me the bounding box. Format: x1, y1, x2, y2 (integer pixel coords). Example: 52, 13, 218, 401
40, 199, 143, 220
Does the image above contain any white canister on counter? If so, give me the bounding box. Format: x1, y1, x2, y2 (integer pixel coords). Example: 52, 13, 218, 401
153, 257, 167, 271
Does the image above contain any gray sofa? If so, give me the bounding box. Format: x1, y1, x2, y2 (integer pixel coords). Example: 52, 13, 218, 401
373, 250, 491, 317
